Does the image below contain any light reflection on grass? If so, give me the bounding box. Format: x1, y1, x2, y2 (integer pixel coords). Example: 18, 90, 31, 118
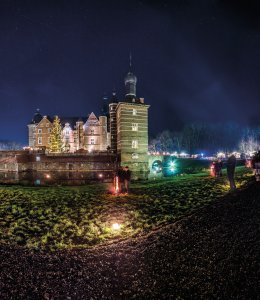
0, 167, 252, 251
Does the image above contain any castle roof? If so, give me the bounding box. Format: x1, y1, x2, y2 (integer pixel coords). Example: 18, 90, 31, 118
60, 117, 88, 128
84, 112, 100, 126
30, 109, 42, 124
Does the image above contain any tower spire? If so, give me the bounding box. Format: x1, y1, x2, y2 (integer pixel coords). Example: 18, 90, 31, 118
129, 52, 132, 70
125, 53, 137, 99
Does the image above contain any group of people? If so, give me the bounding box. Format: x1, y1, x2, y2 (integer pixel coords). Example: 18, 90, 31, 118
113, 151, 260, 194
211, 155, 237, 190
115, 166, 131, 194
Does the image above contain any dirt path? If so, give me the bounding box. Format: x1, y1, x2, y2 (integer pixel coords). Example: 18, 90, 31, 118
0, 183, 259, 299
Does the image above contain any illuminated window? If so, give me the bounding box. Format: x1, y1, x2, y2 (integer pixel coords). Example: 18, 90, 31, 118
36, 156, 41, 162
38, 137, 42, 144
133, 109, 137, 116
132, 153, 139, 159
132, 140, 138, 149
132, 123, 138, 131
90, 138, 95, 145
38, 129, 42, 134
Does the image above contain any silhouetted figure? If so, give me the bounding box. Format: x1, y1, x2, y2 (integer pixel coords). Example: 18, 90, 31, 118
215, 159, 223, 177
252, 150, 260, 181
123, 166, 131, 194
226, 154, 236, 190
117, 166, 125, 193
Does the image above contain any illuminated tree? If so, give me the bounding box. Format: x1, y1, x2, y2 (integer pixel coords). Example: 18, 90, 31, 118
49, 116, 63, 153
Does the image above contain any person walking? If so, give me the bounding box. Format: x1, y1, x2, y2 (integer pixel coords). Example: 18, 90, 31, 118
226, 154, 236, 190
123, 166, 131, 194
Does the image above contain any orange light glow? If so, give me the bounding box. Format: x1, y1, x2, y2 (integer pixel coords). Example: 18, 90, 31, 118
114, 176, 119, 194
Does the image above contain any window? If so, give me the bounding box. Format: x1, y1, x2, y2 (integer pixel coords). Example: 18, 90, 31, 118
132, 153, 139, 159
38, 129, 42, 134
46, 123, 49, 127
132, 140, 138, 149
48, 137, 51, 144
38, 137, 42, 144
36, 156, 41, 162
90, 138, 95, 145
132, 123, 138, 131
48, 128, 52, 133
133, 109, 137, 116
91, 129, 94, 135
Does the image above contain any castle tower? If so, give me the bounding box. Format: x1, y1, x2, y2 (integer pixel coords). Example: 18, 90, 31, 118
109, 91, 118, 153
28, 109, 43, 147
116, 64, 150, 179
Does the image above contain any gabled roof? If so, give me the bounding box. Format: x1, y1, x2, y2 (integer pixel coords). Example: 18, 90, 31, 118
84, 112, 100, 126
29, 110, 92, 128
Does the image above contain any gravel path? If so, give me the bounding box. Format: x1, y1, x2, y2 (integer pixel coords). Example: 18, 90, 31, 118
0, 183, 259, 299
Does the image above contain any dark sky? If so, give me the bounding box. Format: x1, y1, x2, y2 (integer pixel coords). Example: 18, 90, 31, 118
0, 0, 260, 144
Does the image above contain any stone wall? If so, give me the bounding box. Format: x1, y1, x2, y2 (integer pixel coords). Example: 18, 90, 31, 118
0, 150, 117, 185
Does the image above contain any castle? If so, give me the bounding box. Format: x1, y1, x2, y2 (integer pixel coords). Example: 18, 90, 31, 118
27, 65, 150, 179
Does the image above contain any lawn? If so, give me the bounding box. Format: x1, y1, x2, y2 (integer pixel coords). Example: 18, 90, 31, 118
0, 167, 253, 251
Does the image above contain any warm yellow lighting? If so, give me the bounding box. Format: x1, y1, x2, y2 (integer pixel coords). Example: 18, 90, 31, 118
46, 174, 51, 179
112, 223, 121, 230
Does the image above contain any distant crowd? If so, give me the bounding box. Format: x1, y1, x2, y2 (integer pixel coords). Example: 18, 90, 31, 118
211, 151, 260, 190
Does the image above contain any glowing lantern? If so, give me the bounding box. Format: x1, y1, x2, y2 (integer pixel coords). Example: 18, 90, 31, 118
112, 223, 121, 230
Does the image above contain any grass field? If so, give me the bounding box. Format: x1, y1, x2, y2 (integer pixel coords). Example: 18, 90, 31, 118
0, 167, 253, 251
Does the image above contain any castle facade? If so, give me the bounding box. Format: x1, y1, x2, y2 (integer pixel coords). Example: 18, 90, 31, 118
27, 66, 150, 179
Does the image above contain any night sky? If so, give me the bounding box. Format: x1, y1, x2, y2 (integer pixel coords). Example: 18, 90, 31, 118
0, 0, 260, 144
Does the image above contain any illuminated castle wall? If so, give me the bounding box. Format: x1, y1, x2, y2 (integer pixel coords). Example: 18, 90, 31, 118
27, 65, 150, 179
28, 112, 109, 153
